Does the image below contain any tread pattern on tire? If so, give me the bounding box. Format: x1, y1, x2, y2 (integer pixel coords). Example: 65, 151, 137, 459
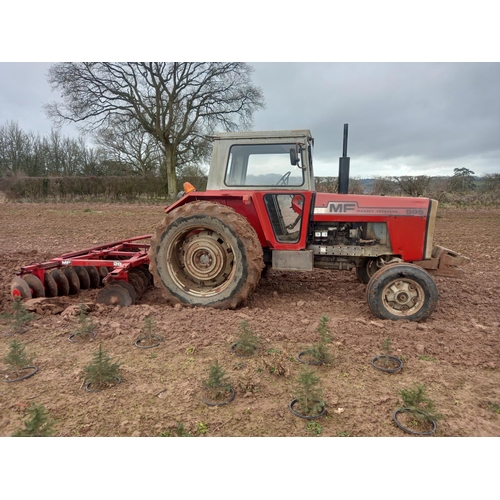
366, 262, 438, 322
148, 201, 264, 309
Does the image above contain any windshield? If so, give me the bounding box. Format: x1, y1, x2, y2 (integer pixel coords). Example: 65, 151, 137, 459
225, 143, 304, 187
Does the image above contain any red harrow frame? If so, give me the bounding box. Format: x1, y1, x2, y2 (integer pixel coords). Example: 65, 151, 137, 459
10, 235, 153, 306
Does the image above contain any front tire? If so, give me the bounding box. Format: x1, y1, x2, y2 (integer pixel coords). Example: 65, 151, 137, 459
366, 263, 438, 322
149, 201, 264, 309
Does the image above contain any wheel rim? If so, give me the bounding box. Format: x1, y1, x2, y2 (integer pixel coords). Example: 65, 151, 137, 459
382, 278, 425, 317
167, 228, 235, 297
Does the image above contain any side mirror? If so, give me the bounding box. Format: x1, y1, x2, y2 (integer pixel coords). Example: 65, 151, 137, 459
290, 148, 299, 166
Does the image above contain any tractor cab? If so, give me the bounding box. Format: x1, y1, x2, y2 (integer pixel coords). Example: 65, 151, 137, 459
205, 130, 316, 250
206, 130, 315, 191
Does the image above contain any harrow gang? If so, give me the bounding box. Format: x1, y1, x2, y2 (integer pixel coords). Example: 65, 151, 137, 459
11, 235, 153, 306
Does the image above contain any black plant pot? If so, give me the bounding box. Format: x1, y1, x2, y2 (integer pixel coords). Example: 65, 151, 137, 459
371, 355, 403, 374
68, 331, 97, 342
297, 351, 324, 366
231, 343, 257, 357
3, 365, 38, 383
393, 408, 437, 436
289, 399, 326, 420
201, 387, 235, 407
85, 377, 121, 393
134, 335, 162, 348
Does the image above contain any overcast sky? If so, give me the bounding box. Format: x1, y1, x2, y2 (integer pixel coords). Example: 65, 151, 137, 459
0, 62, 499, 178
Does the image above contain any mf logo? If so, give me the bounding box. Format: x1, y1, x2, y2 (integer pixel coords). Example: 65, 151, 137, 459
328, 202, 356, 213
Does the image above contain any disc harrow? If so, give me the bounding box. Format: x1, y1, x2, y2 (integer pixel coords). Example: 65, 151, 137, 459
10, 235, 153, 307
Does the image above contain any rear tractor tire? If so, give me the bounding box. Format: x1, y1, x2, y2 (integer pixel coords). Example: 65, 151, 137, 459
366, 263, 438, 322
149, 201, 264, 309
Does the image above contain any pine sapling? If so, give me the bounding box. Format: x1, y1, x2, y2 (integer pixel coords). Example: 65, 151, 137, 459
1, 298, 34, 334
233, 320, 260, 355
303, 314, 333, 364
72, 300, 95, 339
202, 360, 232, 400
399, 383, 442, 422
381, 337, 393, 367
84, 344, 121, 389
292, 366, 325, 417
4, 338, 34, 371
142, 314, 156, 341
12, 403, 55, 437
136, 314, 162, 347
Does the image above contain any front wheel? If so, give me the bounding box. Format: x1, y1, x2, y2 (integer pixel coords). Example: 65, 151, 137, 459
149, 201, 264, 309
366, 263, 438, 322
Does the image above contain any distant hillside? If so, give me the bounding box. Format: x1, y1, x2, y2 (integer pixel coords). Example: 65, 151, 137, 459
360, 178, 375, 193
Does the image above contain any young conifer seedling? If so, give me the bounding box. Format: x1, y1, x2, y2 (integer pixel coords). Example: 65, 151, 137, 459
135, 314, 161, 348
291, 366, 325, 417
142, 314, 156, 342
381, 337, 393, 367
202, 360, 232, 401
301, 315, 333, 364
399, 383, 442, 423
71, 300, 95, 340
1, 298, 34, 334
3, 338, 37, 382
233, 320, 259, 356
12, 403, 55, 437
4, 338, 34, 372
83, 344, 121, 390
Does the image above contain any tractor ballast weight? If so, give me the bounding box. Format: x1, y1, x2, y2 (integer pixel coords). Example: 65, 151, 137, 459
11, 127, 469, 322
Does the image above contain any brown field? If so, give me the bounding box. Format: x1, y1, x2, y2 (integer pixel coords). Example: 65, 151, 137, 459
0, 202, 499, 437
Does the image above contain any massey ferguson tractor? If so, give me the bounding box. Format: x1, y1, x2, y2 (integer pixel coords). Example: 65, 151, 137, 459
10, 127, 469, 322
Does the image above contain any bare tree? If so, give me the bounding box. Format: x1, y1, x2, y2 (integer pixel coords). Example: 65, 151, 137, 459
45, 62, 265, 198
371, 176, 398, 196
0, 121, 33, 176
392, 175, 431, 197
481, 173, 500, 192
315, 176, 338, 193
314, 176, 364, 194
94, 119, 162, 176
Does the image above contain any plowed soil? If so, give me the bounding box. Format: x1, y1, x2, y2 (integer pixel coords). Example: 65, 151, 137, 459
1, 202, 499, 437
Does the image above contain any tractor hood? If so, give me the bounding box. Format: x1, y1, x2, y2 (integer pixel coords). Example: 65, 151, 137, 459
314, 193, 431, 217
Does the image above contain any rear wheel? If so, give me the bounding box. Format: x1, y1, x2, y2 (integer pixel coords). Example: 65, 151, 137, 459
366, 263, 438, 322
149, 201, 264, 309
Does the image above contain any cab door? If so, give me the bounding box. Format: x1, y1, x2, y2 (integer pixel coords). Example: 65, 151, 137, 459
252, 191, 314, 251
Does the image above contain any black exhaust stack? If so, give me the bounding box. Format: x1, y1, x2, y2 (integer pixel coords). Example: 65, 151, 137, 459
338, 123, 350, 194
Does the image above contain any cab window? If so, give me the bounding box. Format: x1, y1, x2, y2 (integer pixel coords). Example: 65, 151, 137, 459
225, 143, 304, 187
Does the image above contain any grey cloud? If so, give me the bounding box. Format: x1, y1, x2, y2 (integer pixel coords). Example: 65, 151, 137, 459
251, 62, 500, 174
0, 62, 499, 177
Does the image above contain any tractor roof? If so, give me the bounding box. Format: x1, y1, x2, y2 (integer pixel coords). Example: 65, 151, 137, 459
207, 130, 313, 141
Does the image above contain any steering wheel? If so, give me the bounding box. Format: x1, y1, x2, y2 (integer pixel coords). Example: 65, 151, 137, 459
276, 171, 291, 185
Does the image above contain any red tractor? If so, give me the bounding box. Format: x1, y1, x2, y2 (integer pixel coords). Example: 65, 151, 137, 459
11, 127, 469, 322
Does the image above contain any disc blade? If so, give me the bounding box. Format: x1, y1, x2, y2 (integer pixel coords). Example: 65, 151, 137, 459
23, 274, 46, 298
96, 285, 133, 307
11, 276, 32, 299
44, 271, 58, 297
